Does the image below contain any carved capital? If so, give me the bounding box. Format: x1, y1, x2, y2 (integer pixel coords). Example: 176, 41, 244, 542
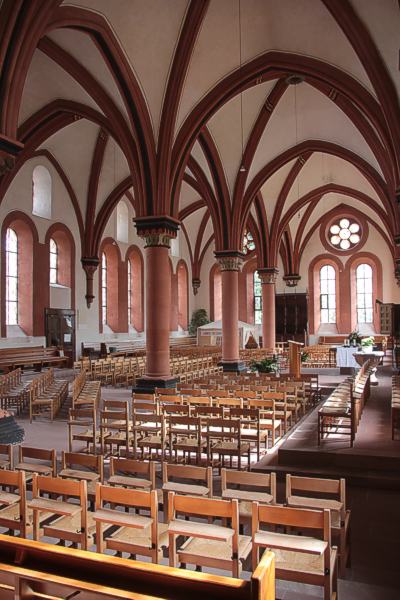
192, 278, 201, 295
258, 268, 279, 284
134, 215, 179, 248
283, 273, 301, 287
0, 154, 15, 176
215, 252, 244, 272
81, 256, 99, 308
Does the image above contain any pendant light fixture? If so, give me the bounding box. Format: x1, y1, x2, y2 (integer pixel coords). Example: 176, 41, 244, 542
238, 0, 246, 173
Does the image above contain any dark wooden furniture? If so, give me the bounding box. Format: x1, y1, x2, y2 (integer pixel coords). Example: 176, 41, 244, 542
0, 534, 275, 600
0, 346, 67, 373
275, 293, 308, 343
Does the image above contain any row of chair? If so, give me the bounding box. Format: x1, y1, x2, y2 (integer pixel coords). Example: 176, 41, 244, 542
71, 370, 101, 409
28, 368, 68, 422
318, 359, 372, 446
391, 375, 400, 440
0, 368, 29, 414
0, 456, 347, 594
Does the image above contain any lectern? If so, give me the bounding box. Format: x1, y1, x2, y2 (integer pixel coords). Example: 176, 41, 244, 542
288, 340, 303, 378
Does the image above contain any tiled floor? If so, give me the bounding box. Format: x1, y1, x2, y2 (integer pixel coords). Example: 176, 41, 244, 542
7, 370, 400, 599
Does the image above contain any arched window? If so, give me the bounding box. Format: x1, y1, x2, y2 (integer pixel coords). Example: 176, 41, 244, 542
116, 201, 129, 243
49, 238, 58, 284
32, 166, 52, 219
127, 258, 132, 325
101, 252, 107, 325
320, 265, 336, 324
254, 271, 262, 324
6, 228, 18, 325
356, 263, 373, 324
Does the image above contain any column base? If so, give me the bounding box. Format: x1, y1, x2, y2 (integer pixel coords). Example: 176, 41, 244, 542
218, 360, 247, 373
133, 376, 179, 394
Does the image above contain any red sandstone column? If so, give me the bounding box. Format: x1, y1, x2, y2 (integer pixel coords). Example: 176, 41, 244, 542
134, 216, 180, 389
145, 243, 171, 377
259, 268, 278, 350
216, 253, 245, 371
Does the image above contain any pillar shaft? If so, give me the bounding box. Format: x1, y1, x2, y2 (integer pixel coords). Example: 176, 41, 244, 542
259, 268, 279, 350
216, 253, 245, 371
145, 244, 171, 378
221, 268, 240, 362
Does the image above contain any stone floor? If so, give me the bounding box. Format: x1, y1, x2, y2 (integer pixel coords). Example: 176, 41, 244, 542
6, 367, 400, 599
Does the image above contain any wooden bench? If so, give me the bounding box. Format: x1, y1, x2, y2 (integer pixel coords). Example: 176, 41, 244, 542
0, 346, 68, 373
0, 534, 275, 599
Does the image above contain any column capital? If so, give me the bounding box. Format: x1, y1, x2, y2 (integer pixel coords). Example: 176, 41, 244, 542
283, 273, 301, 287
134, 215, 180, 248
81, 256, 100, 308
215, 251, 244, 271
258, 267, 279, 284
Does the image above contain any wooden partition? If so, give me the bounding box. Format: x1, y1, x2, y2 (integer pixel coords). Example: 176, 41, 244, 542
288, 341, 303, 378
0, 534, 275, 600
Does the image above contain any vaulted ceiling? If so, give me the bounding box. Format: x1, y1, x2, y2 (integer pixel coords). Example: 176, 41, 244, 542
0, 0, 399, 278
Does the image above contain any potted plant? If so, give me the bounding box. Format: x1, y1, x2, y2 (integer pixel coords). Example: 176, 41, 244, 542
301, 351, 310, 363
249, 356, 279, 374
361, 336, 374, 352
188, 309, 209, 336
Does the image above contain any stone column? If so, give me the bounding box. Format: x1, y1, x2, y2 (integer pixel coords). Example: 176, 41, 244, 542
259, 268, 279, 350
134, 216, 180, 391
216, 252, 246, 372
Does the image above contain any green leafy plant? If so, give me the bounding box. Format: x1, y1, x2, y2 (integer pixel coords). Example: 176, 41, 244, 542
189, 308, 209, 336
249, 356, 279, 373
301, 351, 310, 363
361, 336, 374, 347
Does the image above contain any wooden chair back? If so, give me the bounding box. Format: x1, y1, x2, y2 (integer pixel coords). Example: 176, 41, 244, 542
109, 457, 156, 490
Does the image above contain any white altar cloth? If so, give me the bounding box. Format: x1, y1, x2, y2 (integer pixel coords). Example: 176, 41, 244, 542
336, 346, 359, 368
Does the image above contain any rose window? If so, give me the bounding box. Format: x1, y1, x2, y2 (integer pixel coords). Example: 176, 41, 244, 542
329, 218, 361, 251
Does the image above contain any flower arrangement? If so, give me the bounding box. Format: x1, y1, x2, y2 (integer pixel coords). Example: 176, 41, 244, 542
301, 351, 310, 363
348, 330, 361, 345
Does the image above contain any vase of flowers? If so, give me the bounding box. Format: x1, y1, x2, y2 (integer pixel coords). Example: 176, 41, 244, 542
348, 331, 361, 347
361, 336, 374, 352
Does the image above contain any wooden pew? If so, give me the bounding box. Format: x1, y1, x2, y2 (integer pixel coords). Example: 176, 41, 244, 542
0, 346, 67, 373
0, 534, 275, 599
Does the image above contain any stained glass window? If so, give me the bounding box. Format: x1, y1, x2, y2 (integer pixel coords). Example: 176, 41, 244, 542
242, 230, 256, 254
254, 271, 262, 325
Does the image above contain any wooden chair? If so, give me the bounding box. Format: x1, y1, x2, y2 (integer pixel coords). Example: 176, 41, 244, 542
221, 469, 276, 526
168, 492, 251, 577
15, 446, 57, 482
248, 399, 282, 448
229, 408, 266, 462
59, 451, 104, 503
108, 457, 156, 491
162, 463, 212, 521
94, 484, 168, 563
206, 418, 251, 471
0, 469, 28, 537
68, 408, 97, 454
167, 415, 204, 465
31, 474, 94, 550
252, 503, 338, 600
286, 474, 350, 577
261, 392, 292, 433
134, 414, 166, 461
100, 400, 130, 457
0, 444, 13, 470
